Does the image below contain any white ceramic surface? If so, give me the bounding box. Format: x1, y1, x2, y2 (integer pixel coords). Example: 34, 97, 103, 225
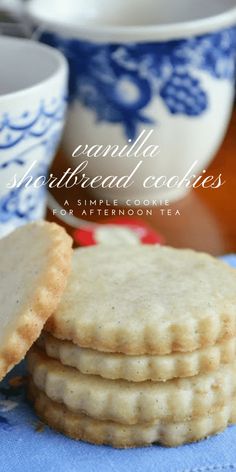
0, 36, 68, 236
25, 0, 236, 202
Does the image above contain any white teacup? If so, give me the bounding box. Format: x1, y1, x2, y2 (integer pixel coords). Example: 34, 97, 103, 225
0, 36, 68, 237
26, 0, 236, 202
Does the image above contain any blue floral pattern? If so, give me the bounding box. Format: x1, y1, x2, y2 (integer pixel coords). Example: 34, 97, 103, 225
0, 99, 66, 150
0, 163, 47, 224
40, 27, 236, 139
0, 98, 66, 235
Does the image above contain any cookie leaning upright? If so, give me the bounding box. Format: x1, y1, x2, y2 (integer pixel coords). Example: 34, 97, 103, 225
0, 221, 72, 381
45, 245, 236, 355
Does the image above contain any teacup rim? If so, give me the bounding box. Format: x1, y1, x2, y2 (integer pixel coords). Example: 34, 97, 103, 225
0, 36, 68, 101
25, 3, 236, 42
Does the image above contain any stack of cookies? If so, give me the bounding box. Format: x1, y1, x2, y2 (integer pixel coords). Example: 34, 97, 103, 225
27, 244, 236, 448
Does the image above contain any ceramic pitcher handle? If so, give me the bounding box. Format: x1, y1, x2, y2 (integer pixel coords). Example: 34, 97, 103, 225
22, 11, 47, 40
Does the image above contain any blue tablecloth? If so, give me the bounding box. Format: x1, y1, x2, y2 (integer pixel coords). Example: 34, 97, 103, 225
1, 255, 236, 472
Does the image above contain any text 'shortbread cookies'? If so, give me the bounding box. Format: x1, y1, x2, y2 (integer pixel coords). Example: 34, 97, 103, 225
38, 332, 236, 382
45, 246, 236, 355
27, 347, 236, 425
28, 380, 236, 448
0, 222, 72, 381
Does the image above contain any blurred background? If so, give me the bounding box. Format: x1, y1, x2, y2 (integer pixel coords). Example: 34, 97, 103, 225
0, 0, 236, 255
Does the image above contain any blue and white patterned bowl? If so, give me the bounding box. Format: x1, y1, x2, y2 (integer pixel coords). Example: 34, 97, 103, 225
0, 37, 68, 237
26, 0, 236, 202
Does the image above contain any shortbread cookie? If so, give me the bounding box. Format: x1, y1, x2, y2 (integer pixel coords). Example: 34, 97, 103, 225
27, 347, 236, 425
45, 245, 236, 355
38, 332, 236, 382
28, 380, 236, 448
0, 222, 72, 381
